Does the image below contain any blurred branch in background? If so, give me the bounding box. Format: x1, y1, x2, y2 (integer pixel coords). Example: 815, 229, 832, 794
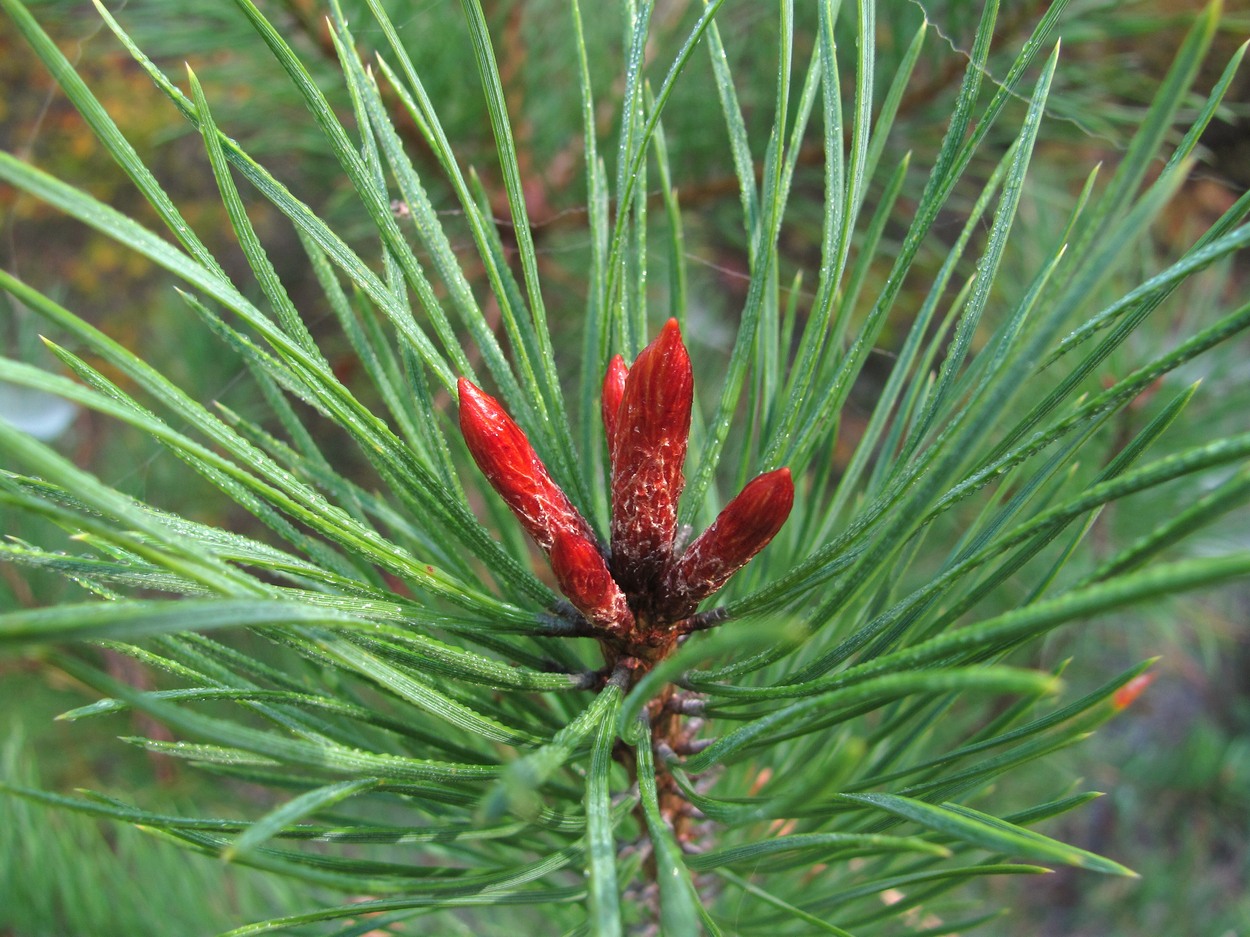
1, 1, 1248, 934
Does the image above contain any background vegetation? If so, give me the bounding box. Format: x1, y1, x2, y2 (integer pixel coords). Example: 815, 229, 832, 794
2, 0, 1249, 934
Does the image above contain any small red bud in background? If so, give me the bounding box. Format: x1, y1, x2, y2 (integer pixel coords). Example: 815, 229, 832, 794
1112, 672, 1156, 710
550, 530, 635, 636
660, 468, 794, 620
610, 318, 693, 598
457, 377, 596, 554
601, 354, 628, 458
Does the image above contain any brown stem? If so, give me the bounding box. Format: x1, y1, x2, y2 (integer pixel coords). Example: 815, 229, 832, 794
603, 650, 704, 861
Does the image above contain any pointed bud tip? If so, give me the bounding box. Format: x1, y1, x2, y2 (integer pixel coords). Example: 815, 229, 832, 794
603, 355, 629, 400
457, 376, 483, 408
602, 356, 630, 454
457, 378, 502, 437
742, 467, 795, 513
626, 318, 686, 370
1112, 672, 1156, 710
654, 318, 686, 355
762, 466, 793, 488
632, 317, 691, 377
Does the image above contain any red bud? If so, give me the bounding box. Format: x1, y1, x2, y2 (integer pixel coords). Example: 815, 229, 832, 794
1112, 672, 1156, 710
610, 318, 693, 598
457, 377, 596, 554
601, 354, 628, 456
550, 530, 635, 636
660, 468, 794, 619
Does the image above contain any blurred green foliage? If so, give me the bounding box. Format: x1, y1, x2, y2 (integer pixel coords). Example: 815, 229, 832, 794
2, 1, 1249, 935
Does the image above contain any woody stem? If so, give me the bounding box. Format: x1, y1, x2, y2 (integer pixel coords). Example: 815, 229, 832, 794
605, 652, 698, 873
